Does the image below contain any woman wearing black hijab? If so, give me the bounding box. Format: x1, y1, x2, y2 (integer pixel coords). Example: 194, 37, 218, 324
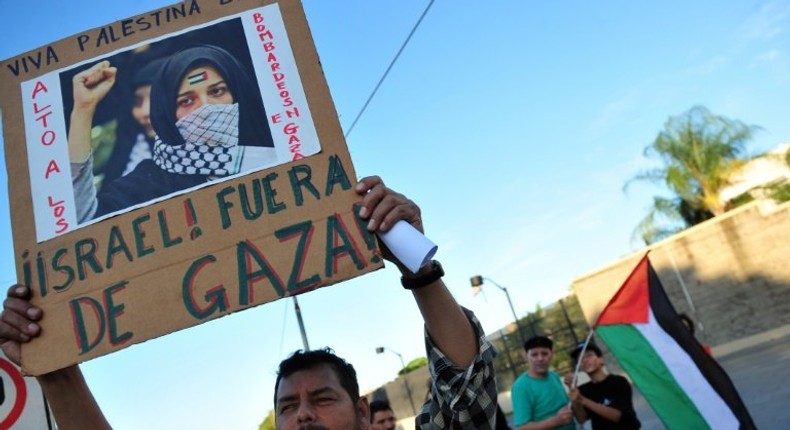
70, 45, 275, 222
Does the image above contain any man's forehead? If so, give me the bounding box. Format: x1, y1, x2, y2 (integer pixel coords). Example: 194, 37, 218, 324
372, 409, 394, 419
276, 363, 343, 398
528, 347, 553, 354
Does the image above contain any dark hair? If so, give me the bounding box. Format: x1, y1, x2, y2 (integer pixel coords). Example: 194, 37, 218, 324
523, 336, 553, 352
274, 348, 360, 407
150, 44, 273, 148
369, 400, 393, 423
571, 342, 602, 360
679, 313, 695, 335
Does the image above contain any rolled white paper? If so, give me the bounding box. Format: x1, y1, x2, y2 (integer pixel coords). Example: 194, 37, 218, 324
378, 220, 438, 274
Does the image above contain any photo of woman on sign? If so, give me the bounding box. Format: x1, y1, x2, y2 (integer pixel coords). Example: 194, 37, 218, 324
70, 44, 275, 223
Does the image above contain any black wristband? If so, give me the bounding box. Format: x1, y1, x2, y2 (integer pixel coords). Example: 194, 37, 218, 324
401, 260, 444, 290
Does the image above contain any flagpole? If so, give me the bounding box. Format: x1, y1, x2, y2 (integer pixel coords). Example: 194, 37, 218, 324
570, 330, 596, 389
664, 247, 705, 338
568, 329, 595, 429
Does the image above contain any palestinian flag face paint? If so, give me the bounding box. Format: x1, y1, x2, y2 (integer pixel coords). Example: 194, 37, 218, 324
594, 255, 756, 430
187, 70, 209, 85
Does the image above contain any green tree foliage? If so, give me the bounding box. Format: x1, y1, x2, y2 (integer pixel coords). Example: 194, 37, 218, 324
398, 357, 428, 376
762, 147, 790, 204
768, 183, 790, 203
259, 410, 275, 430
627, 105, 760, 244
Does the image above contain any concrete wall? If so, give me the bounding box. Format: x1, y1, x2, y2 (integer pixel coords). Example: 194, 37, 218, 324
366, 365, 429, 425
572, 199, 790, 347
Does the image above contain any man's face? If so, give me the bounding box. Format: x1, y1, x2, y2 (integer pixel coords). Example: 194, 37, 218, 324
580, 351, 604, 374
371, 409, 397, 430
527, 347, 554, 376
275, 364, 369, 430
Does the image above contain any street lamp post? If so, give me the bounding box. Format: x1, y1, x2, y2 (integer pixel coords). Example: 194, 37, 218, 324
293, 296, 310, 350
470, 275, 526, 345
375, 346, 418, 416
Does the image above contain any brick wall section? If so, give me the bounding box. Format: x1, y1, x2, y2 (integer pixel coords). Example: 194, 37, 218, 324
572, 199, 790, 347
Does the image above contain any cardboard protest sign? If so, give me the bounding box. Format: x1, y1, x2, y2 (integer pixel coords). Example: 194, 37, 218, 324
0, 0, 384, 375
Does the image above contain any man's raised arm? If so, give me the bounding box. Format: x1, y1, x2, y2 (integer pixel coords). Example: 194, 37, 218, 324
355, 175, 497, 429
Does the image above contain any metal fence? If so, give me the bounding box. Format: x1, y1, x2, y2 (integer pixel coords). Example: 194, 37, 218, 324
488, 294, 591, 391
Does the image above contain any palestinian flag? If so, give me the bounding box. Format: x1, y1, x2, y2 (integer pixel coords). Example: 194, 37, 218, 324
594, 254, 755, 429
187, 71, 209, 85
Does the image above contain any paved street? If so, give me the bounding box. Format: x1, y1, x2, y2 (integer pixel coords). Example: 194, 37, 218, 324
632, 331, 790, 429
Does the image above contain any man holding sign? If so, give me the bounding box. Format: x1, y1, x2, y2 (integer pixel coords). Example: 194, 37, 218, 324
0, 176, 499, 429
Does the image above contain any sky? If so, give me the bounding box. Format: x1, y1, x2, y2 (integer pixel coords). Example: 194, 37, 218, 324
1, 0, 789, 428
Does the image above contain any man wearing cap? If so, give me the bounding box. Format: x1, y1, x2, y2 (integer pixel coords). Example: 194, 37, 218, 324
567, 343, 641, 430
511, 336, 575, 430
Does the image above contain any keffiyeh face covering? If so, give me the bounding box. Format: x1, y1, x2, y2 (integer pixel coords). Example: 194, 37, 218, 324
154, 103, 243, 176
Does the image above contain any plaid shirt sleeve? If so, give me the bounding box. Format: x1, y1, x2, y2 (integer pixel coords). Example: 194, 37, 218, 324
415, 307, 499, 429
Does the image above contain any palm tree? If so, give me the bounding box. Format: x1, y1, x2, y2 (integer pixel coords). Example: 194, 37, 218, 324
627, 105, 760, 244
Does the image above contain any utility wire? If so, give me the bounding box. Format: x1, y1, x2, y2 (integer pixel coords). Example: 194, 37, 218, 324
343, 0, 436, 139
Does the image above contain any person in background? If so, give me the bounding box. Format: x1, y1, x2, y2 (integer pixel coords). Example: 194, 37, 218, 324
369, 399, 398, 430
511, 336, 574, 430
567, 343, 641, 430
679, 313, 713, 356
